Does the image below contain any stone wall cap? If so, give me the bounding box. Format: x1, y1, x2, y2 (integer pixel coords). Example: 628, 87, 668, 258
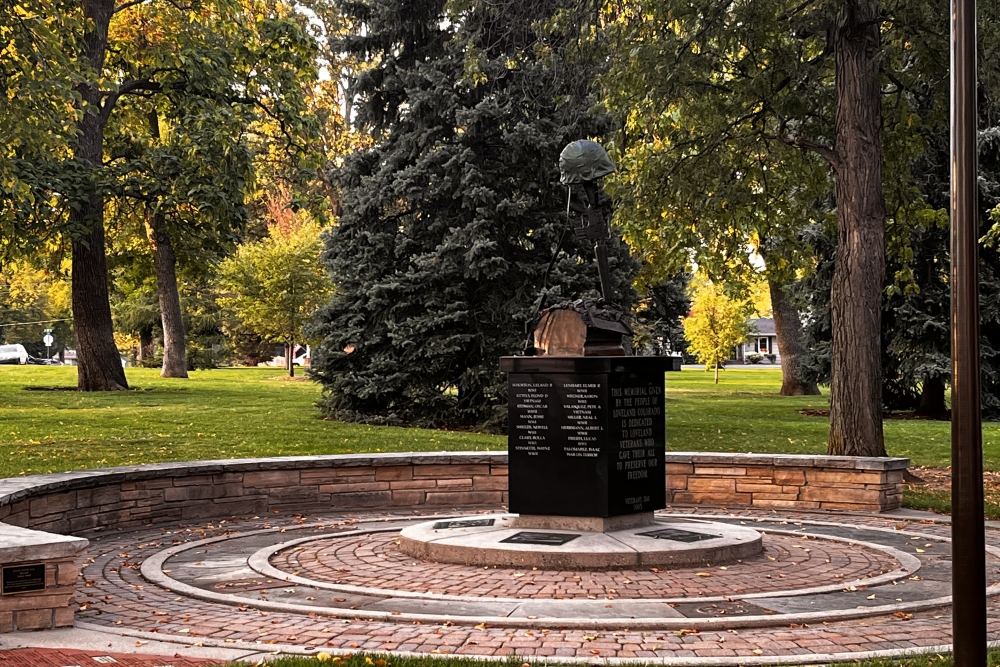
0, 523, 88, 562
664, 452, 910, 470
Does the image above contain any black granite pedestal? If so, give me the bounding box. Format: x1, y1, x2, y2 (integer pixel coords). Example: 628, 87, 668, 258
500, 356, 677, 519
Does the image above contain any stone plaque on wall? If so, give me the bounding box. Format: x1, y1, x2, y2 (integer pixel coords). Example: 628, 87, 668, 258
502, 356, 673, 518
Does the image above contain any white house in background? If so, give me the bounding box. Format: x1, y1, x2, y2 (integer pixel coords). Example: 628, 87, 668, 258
732, 318, 780, 364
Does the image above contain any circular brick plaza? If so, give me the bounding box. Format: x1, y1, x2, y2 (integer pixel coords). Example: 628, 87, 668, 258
0, 453, 997, 664
72, 506, 1000, 663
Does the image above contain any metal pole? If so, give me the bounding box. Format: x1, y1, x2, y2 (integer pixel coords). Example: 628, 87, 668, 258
951, 0, 986, 663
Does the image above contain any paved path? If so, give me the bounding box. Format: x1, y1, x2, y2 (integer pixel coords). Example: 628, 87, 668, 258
36, 506, 995, 663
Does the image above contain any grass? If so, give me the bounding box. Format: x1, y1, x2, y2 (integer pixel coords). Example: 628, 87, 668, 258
0, 364, 990, 478
0, 366, 500, 478
664, 368, 958, 466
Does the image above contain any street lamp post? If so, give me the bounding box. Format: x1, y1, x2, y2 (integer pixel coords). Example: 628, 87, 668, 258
951, 0, 986, 664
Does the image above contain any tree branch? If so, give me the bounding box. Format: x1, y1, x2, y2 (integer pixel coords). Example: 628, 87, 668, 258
114, 0, 195, 12
113, 0, 147, 13
765, 130, 840, 171
99, 79, 163, 124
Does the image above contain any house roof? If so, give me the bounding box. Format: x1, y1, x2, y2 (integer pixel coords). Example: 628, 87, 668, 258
748, 318, 776, 335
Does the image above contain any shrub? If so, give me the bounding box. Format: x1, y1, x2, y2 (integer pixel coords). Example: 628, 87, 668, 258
746, 353, 763, 364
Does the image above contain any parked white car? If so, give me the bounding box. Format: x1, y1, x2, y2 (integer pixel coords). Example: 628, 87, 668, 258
0, 344, 29, 365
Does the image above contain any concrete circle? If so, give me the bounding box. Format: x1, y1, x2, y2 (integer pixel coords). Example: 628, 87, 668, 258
395, 514, 764, 569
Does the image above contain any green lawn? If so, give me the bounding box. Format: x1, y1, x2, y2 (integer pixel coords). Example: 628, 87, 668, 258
0, 364, 978, 478
0, 366, 500, 478
665, 368, 957, 466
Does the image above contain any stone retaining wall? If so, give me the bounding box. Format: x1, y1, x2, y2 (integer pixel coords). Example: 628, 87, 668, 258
0, 451, 908, 631
664, 453, 908, 511
0, 454, 509, 535
0, 452, 910, 536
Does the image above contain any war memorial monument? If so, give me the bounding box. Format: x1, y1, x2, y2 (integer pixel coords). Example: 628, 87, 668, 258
397, 141, 764, 568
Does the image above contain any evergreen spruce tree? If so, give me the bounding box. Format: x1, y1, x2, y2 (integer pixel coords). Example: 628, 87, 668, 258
632, 271, 690, 356
309, 0, 638, 427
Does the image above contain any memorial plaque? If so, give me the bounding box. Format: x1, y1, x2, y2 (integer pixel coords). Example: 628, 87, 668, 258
1, 563, 46, 594
432, 519, 496, 530
500, 532, 579, 546
638, 528, 718, 542
503, 356, 670, 518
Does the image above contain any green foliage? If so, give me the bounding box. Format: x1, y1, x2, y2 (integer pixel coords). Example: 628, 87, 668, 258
219, 219, 332, 347
794, 7, 1000, 417
596, 0, 955, 291
683, 281, 753, 381
595, 0, 837, 293
0, 0, 84, 252
309, 0, 638, 428
631, 271, 690, 356
0, 260, 73, 355
1, 0, 319, 255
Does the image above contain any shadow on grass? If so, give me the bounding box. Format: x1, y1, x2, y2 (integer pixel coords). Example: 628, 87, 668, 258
22, 386, 165, 392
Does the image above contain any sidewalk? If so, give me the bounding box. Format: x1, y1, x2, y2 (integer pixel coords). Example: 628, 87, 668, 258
0, 627, 259, 666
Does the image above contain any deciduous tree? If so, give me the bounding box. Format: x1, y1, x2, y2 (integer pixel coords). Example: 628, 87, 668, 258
218, 212, 332, 377
597, 0, 954, 455
2, 0, 317, 389
683, 281, 753, 384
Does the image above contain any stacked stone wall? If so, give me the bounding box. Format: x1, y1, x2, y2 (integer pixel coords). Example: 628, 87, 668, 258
664, 453, 906, 511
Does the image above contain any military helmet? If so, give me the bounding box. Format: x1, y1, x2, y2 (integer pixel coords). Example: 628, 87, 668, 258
558, 140, 617, 185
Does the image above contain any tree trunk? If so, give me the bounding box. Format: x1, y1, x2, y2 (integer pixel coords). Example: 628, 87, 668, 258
768, 278, 821, 396
918, 377, 947, 416
137, 325, 153, 362
145, 112, 188, 378
72, 0, 128, 391
827, 0, 886, 456
714, 362, 719, 384
146, 212, 189, 378
288, 342, 295, 378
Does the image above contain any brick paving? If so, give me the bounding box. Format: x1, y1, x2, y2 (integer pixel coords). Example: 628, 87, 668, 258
67, 508, 1000, 660
272, 530, 899, 599
0, 647, 217, 667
